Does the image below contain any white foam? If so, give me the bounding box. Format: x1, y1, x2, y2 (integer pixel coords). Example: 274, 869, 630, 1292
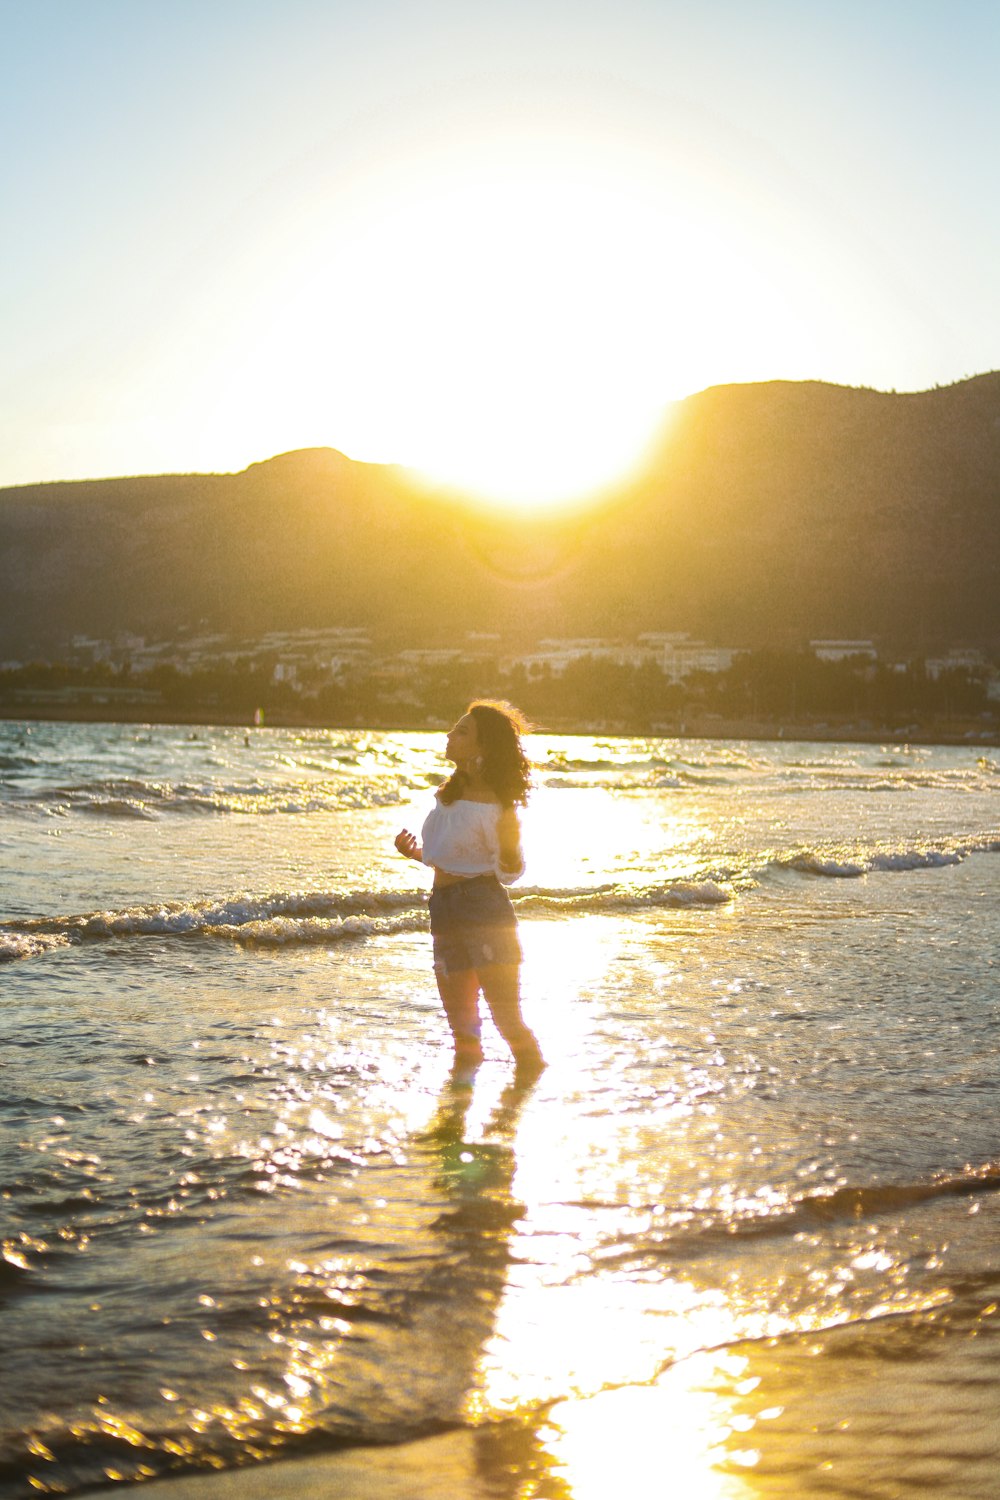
207, 913, 428, 945
0, 930, 70, 963
519, 879, 734, 912
643, 879, 733, 907
786, 843, 974, 879
791, 854, 866, 878
869, 849, 963, 872
73, 890, 425, 939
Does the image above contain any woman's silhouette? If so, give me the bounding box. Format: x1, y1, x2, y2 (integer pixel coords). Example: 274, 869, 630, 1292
395, 701, 543, 1076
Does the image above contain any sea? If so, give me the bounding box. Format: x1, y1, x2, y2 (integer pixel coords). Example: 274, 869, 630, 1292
1, 718, 999, 1500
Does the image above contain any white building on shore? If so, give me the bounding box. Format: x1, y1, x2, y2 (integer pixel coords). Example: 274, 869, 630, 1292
507, 633, 739, 682
810, 640, 878, 662
641, 634, 740, 683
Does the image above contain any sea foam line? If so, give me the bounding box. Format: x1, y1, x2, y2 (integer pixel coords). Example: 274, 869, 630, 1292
0, 930, 72, 964
597, 1159, 1000, 1266
774, 834, 1000, 880
4, 838, 997, 965
515, 880, 733, 912
0, 878, 737, 963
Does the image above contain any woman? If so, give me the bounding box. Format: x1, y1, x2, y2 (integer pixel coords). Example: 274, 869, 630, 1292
395, 700, 544, 1075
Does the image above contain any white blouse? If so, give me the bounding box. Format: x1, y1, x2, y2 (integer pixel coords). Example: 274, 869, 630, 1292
421, 797, 524, 884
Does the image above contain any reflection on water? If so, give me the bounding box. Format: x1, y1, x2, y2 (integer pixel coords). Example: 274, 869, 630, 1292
542, 1359, 765, 1500
9, 911, 1000, 1499
396, 1066, 774, 1500
6, 722, 1000, 1498
438, 955, 1000, 1499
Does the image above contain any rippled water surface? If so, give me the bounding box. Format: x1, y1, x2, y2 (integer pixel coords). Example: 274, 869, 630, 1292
2, 720, 999, 1498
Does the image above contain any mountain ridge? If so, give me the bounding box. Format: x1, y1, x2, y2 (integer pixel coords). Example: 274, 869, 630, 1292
3, 375, 998, 657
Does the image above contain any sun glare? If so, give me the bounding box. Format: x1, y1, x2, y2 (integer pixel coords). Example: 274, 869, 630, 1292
256, 144, 685, 511
165, 125, 858, 511
357, 166, 676, 510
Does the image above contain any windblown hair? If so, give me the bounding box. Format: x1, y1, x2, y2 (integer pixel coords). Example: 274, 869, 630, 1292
439, 699, 533, 808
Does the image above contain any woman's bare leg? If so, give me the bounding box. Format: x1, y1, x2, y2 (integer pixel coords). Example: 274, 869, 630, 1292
435, 967, 484, 1063
478, 963, 544, 1072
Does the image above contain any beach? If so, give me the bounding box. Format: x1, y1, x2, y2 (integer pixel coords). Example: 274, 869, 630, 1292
2, 720, 999, 1498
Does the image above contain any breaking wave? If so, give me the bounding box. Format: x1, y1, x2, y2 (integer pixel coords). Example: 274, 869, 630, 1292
6, 834, 1000, 966
17, 775, 413, 818
1, 879, 737, 963
776, 835, 1000, 879
599, 1160, 1000, 1266
0, 931, 72, 964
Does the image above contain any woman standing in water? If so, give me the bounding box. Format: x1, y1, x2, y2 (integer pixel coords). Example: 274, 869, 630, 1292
395, 701, 544, 1075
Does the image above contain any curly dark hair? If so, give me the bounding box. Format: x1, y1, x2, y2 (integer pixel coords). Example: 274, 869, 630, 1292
439, 699, 532, 808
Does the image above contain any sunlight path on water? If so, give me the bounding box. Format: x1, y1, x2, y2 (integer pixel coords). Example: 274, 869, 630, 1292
5, 726, 1000, 1498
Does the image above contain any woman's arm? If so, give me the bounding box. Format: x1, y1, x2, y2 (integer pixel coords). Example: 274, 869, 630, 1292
496, 806, 523, 876
394, 828, 423, 862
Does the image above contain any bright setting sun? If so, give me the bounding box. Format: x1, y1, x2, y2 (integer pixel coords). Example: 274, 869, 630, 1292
170, 126, 845, 511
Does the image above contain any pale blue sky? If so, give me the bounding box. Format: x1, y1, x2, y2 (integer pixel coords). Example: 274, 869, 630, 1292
2, 0, 998, 498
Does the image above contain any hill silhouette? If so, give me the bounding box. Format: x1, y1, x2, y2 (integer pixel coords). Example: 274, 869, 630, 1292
2, 375, 998, 657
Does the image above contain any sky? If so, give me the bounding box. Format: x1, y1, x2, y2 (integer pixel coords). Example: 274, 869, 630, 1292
2, 0, 998, 506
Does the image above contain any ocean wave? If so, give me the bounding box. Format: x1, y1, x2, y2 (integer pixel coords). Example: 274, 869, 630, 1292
569, 750, 991, 794
7, 741, 998, 822
539, 749, 742, 787
208, 912, 430, 946
601, 1160, 1000, 1265
0, 752, 41, 771
6, 835, 997, 965
2, 889, 428, 952
81, 797, 161, 820
0, 930, 71, 964
516, 880, 734, 912
737, 1161, 1000, 1241
542, 766, 730, 793
10, 776, 413, 818
780, 842, 985, 879
0, 878, 739, 964
772, 760, 1000, 793
77, 889, 426, 938
785, 853, 866, 877
543, 755, 654, 772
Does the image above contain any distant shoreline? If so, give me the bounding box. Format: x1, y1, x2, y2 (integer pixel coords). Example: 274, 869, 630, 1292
2, 704, 996, 748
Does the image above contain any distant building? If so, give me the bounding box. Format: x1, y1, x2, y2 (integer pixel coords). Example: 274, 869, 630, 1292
396, 649, 464, 667
925, 649, 987, 680
508, 634, 740, 682
70, 634, 113, 663
810, 640, 878, 662
641, 633, 740, 682
658, 641, 739, 683
512, 638, 649, 676
637, 632, 692, 648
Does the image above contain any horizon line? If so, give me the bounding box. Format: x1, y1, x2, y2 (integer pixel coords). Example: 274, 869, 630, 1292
2, 368, 997, 495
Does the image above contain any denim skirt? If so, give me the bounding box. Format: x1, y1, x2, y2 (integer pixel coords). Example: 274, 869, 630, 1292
427, 874, 522, 977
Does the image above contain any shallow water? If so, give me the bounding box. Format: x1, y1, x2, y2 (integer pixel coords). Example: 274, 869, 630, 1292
2, 721, 999, 1498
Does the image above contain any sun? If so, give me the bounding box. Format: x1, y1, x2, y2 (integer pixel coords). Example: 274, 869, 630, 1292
229, 142, 688, 511
171, 125, 852, 512
326, 156, 681, 510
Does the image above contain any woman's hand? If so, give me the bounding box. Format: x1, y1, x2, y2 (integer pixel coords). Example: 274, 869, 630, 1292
394, 828, 421, 861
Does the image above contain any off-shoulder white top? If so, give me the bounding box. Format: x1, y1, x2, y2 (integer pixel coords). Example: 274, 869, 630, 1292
421, 797, 524, 884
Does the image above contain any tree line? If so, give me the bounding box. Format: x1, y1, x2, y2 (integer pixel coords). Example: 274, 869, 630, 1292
1, 651, 995, 733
